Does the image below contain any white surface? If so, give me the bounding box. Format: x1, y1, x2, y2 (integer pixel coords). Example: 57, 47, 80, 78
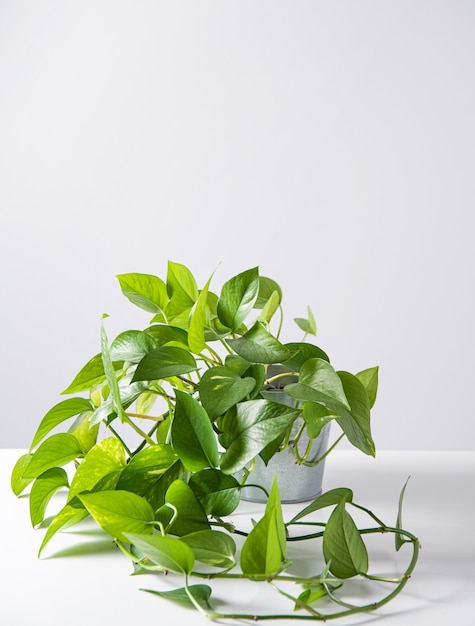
1, 1, 475, 450
2, 449, 474, 625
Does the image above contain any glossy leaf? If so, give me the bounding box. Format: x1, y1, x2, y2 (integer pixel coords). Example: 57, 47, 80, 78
323, 501, 368, 578
334, 371, 375, 457
240, 479, 287, 577
181, 530, 236, 568
282, 342, 330, 371
10, 453, 34, 496
23, 434, 83, 479
117, 272, 169, 314
163, 479, 210, 536
79, 490, 155, 542
132, 346, 197, 382
144, 324, 188, 348
217, 267, 259, 332
110, 330, 156, 363
30, 397, 93, 450
171, 390, 219, 471
258, 290, 281, 324
288, 488, 354, 524
62, 353, 122, 394
302, 402, 335, 438
227, 322, 295, 364
166, 261, 199, 313
38, 504, 89, 556
188, 274, 213, 354
284, 358, 350, 411
68, 438, 126, 502
29, 468, 69, 527
142, 585, 212, 609
219, 400, 300, 474
254, 276, 282, 309
198, 366, 256, 420
356, 366, 379, 408
189, 469, 241, 516
125, 533, 195, 575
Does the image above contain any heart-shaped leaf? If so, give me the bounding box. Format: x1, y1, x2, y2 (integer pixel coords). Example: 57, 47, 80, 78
217, 267, 259, 331
199, 366, 256, 420
132, 346, 197, 382
284, 358, 350, 411
125, 533, 195, 575
227, 322, 295, 364
323, 501, 368, 578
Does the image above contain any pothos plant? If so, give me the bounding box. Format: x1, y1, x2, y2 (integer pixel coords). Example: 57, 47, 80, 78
11, 262, 419, 621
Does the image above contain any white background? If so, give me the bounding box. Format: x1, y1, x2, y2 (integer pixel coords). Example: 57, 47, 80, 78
1, 1, 474, 450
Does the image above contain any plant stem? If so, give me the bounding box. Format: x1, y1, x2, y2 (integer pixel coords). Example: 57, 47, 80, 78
294, 433, 345, 467
106, 423, 132, 456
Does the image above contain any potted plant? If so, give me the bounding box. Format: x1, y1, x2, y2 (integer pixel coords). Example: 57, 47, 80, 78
11, 261, 419, 621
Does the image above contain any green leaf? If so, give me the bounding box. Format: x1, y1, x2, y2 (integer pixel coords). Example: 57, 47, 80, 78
117, 272, 169, 315
30, 397, 93, 450
282, 343, 330, 371
142, 585, 212, 609
323, 501, 368, 578
88, 376, 148, 426
189, 469, 241, 516
302, 402, 335, 438
38, 504, 89, 556
188, 274, 213, 354
334, 371, 375, 457
29, 468, 69, 527
219, 400, 300, 474
23, 434, 83, 479
164, 480, 210, 536
171, 390, 219, 472
71, 414, 100, 454
396, 476, 411, 551
294, 306, 317, 336
68, 438, 126, 502
181, 530, 236, 568
110, 330, 156, 363
144, 324, 189, 348
288, 488, 354, 524
356, 366, 379, 408
199, 366, 256, 420
101, 320, 127, 422
62, 353, 122, 394
227, 322, 295, 364
11, 453, 34, 496
254, 276, 283, 309
125, 533, 195, 575
284, 358, 350, 411
79, 490, 155, 542
240, 479, 287, 577
132, 346, 197, 382
258, 290, 281, 324
166, 261, 199, 313
217, 267, 259, 331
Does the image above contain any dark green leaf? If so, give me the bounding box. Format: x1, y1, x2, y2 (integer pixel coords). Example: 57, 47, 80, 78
30, 398, 93, 450
189, 469, 241, 516
199, 366, 256, 420
356, 366, 379, 408
110, 330, 156, 363
227, 322, 295, 364
284, 358, 350, 411
333, 371, 375, 457
219, 400, 300, 474
144, 324, 188, 348
302, 402, 335, 438
323, 501, 368, 578
125, 533, 195, 574
29, 468, 69, 527
132, 346, 197, 382
117, 272, 169, 314
23, 434, 83, 479
181, 530, 236, 568
62, 353, 123, 394
217, 267, 259, 332
282, 343, 330, 371
171, 390, 219, 471
79, 490, 155, 542
288, 488, 354, 524
142, 585, 212, 609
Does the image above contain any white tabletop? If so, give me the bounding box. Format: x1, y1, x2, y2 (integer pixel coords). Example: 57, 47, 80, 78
2, 449, 474, 625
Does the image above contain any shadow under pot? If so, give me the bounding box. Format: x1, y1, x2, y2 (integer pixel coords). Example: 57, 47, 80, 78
240, 364, 331, 504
